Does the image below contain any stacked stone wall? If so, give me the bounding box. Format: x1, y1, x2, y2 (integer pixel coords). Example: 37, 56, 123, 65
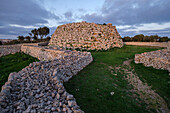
0, 43, 41, 57
0, 45, 93, 112
135, 49, 170, 72
49, 21, 123, 50
21, 45, 88, 61
0, 44, 22, 57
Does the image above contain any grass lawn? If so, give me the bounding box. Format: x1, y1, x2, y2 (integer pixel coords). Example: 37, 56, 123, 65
0, 52, 39, 89
64, 45, 169, 113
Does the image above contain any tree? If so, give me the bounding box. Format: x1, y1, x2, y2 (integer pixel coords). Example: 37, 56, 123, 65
45, 36, 51, 41
123, 36, 131, 42
31, 29, 38, 40
25, 36, 31, 41
132, 34, 144, 42
17, 36, 25, 42
29, 33, 32, 37
0, 41, 2, 45
143, 36, 150, 42
32, 36, 38, 40
38, 27, 50, 39
149, 35, 160, 42
159, 37, 168, 42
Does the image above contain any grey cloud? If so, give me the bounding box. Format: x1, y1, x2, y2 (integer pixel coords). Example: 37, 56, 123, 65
78, 8, 86, 12
0, 26, 34, 36
117, 27, 170, 37
81, 13, 104, 24
0, 0, 49, 26
64, 11, 73, 19
81, 0, 170, 37
82, 0, 170, 25
0, 26, 57, 39
0, 0, 60, 39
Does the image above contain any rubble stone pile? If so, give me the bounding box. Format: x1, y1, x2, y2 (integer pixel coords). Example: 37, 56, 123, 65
135, 49, 170, 72
0, 45, 93, 112
49, 21, 123, 50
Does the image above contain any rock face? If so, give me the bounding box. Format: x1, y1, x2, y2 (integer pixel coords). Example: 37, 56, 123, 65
0, 45, 93, 112
135, 49, 170, 72
49, 21, 123, 50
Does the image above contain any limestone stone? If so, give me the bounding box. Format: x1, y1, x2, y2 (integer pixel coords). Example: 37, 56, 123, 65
0, 44, 93, 112
135, 49, 170, 72
49, 21, 123, 50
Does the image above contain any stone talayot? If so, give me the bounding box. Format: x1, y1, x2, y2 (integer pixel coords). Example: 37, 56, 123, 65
49, 21, 124, 50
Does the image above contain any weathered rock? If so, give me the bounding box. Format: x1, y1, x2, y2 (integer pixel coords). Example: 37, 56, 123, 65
67, 95, 74, 100
68, 100, 76, 107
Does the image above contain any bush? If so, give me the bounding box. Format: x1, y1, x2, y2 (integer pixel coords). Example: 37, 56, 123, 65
122, 34, 169, 42
0, 41, 2, 45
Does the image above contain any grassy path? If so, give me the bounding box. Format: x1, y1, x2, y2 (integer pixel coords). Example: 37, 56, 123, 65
115, 59, 169, 113
64, 45, 169, 113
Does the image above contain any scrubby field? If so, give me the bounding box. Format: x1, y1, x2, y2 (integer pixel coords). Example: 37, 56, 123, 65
64, 45, 169, 113
0, 52, 39, 89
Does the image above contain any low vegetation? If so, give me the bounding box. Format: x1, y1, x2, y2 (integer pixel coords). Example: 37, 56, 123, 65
131, 62, 170, 109
64, 45, 169, 113
122, 34, 169, 42
0, 53, 39, 89
1, 26, 51, 45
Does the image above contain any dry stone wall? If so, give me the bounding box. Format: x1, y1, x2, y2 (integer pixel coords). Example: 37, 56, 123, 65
0, 45, 93, 112
0, 43, 40, 57
49, 21, 123, 50
21, 45, 87, 61
0, 44, 22, 57
135, 49, 170, 72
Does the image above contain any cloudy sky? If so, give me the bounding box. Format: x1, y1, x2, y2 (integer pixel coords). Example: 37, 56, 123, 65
0, 0, 170, 39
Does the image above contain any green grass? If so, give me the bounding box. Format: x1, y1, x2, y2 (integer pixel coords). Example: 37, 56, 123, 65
131, 62, 170, 109
64, 45, 168, 113
0, 52, 39, 89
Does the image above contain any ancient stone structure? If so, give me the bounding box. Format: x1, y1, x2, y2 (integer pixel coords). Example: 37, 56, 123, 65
135, 49, 170, 72
49, 21, 123, 50
0, 43, 40, 57
0, 44, 22, 57
21, 45, 85, 61
0, 45, 93, 112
